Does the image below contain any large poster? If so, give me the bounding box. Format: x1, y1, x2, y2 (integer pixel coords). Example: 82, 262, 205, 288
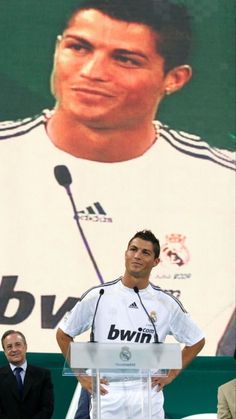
0, 0, 235, 354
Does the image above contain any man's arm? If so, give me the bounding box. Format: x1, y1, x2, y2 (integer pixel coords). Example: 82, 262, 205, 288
56, 328, 73, 359
152, 337, 205, 391
56, 327, 108, 395
180, 337, 205, 369
0, 400, 8, 419
217, 385, 231, 419
32, 369, 54, 419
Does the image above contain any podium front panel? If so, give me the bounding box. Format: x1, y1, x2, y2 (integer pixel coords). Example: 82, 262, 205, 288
63, 342, 181, 376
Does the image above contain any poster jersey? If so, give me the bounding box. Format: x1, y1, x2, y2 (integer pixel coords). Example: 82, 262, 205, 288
0, 112, 235, 353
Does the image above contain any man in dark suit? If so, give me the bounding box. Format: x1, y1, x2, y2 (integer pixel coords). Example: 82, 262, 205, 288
0, 329, 54, 419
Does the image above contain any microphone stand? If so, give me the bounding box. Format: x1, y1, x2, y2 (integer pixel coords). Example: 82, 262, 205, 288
133, 286, 160, 344
54, 164, 104, 285
65, 184, 104, 284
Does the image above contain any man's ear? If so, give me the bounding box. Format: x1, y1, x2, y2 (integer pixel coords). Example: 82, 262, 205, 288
50, 35, 62, 97
164, 65, 192, 95
153, 257, 160, 267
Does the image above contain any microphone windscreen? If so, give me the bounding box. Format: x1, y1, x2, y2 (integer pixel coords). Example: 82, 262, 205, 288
133, 286, 139, 294
54, 165, 72, 186
99, 289, 104, 295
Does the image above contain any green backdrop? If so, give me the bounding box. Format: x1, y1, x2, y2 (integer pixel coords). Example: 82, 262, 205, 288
0, 352, 235, 419
0, 0, 235, 149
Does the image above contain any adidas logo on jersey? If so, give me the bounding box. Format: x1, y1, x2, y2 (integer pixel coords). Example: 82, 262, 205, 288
77, 201, 112, 223
129, 302, 138, 309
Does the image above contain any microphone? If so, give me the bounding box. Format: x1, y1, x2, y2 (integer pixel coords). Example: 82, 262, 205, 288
54, 165, 104, 284
54, 165, 72, 189
133, 286, 160, 344
90, 289, 105, 342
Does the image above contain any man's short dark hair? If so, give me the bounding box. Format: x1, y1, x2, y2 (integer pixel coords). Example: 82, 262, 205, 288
1, 330, 27, 350
64, 0, 192, 73
128, 229, 160, 259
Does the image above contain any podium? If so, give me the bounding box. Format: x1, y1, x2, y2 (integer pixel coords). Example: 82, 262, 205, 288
63, 342, 181, 419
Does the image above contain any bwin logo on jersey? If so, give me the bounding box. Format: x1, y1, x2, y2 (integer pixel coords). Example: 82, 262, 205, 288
77, 201, 112, 223
107, 324, 152, 343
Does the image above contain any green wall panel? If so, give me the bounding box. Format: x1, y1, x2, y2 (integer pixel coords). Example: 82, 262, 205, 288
0, 352, 235, 419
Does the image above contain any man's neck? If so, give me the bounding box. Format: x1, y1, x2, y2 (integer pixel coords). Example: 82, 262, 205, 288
10, 360, 27, 369
46, 110, 157, 163
122, 273, 150, 290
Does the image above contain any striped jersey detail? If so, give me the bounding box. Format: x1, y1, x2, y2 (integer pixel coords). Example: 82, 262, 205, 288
80, 277, 122, 301
150, 283, 188, 313
157, 122, 235, 171
0, 113, 45, 139
0, 112, 235, 171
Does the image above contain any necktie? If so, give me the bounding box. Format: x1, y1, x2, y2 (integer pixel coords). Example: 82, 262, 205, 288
14, 367, 23, 397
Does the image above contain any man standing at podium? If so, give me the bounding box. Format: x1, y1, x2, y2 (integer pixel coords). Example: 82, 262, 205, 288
57, 230, 205, 418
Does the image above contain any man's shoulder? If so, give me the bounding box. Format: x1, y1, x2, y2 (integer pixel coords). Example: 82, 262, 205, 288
156, 121, 236, 171
149, 283, 188, 313
80, 277, 122, 300
219, 378, 236, 392
27, 364, 51, 376
0, 111, 47, 141
0, 364, 9, 373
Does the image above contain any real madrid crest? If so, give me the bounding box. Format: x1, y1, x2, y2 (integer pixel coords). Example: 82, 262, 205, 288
149, 310, 157, 323
120, 346, 132, 362
160, 234, 190, 267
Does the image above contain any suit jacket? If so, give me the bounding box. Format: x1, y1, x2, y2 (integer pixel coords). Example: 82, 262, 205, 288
0, 363, 54, 419
217, 379, 236, 419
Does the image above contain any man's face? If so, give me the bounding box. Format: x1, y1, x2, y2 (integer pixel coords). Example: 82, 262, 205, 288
3, 333, 27, 366
125, 238, 159, 283
51, 9, 169, 129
